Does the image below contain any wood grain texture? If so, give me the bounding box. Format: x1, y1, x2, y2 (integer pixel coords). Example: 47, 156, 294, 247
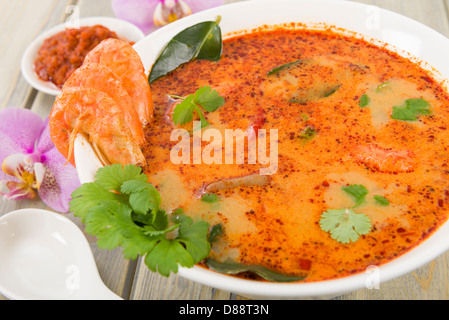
1, 0, 449, 301
0, 0, 75, 110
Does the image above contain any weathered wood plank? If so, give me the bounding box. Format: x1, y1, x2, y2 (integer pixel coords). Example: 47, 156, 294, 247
129, 260, 233, 300
0, 0, 133, 300
353, 0, 449, 37
0, 0, 75, 110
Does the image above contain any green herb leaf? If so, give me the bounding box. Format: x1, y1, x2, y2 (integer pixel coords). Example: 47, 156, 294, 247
319, 208, 372, 244
194, 86, 226, 112
94, 164, 147, 191
143, 214, 209, 277
322, 84, 341, 98
209, 224, 223, 243
298, 126, 316, 141
201, 193, 219, 203
391, 98, 431, 121
342, 184, 369, 207
69, 165, 211, 278
173, 213, 211, 263
267, 59, 304, 76
121, 179, 161, 215
69, 182, 123, 222
359, 94, 370, 107
145, 238, 194, 276
149, 16, 223, 83
374, 195, 390, 206
84, 201, 140, 250
172, 86, 225, 127
376, 81, 390, 92
206, 259, 306, 282
172, 95, 195, 126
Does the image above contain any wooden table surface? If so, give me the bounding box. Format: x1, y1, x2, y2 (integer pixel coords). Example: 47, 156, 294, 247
1, 0, 449, 300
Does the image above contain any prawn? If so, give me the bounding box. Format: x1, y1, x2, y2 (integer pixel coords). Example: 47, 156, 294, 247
49, 87, 146, 167
352, 144, 416, 173
84, 38, 154, 126
64, 62, 145, 145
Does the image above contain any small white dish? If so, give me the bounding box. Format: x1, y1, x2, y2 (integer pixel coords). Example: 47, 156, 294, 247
0, 209, 122, 300
21, 16, 145, 96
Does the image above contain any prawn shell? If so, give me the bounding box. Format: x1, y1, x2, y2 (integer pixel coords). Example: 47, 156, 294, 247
64, 62, 145, 145
84, 38, 154, 126
49, 87, 146, 167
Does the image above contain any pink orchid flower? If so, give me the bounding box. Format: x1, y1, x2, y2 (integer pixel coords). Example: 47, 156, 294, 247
0, 108, 81, 213
111, 0, 225, 34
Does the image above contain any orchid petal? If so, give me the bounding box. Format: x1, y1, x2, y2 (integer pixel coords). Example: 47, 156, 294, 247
2, 153, 26, 180
35, 118, 55, 155
154, 0, 192, 27
184, 0, 225, 14
0, 180, 37, 201
0, 108, 45, 158
111, 0, 159, 34
33, 162, 46, 189
38, 147, 80, 213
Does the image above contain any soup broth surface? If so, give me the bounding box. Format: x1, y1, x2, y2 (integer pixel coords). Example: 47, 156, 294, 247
145, 28, 449, 282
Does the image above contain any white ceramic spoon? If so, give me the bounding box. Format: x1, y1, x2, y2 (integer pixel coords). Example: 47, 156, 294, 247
0, 208, 122, 300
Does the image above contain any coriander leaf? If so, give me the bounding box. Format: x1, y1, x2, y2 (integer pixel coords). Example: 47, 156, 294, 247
172, 95, 195, 126
175, 214, 211, 263
145, 238, 195, 276
359, 94, 370, 107
342, 184, 369, 207
194, 86, 226, 112
391, 98, 431, 121
69, 182, 124, 221
121, 232, 159, 260
374, 195, 390, 206
144, 214, 210, 277
193, 104, 210, 128
172, 208, 185, 215
121, 180, 161, 215
69, 164, 213, 278
84, 201, 139, 250
376, 81, 390, 91
201, 193, 219, 203
298, 126, 316, 141
152, 209, 170, 231
172, 87, 225, 127
319, 208, 372, 244
94, 164, 147, 191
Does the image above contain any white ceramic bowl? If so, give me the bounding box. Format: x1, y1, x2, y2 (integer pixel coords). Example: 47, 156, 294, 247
75, 0, 449, 299
21, 16, 145, 96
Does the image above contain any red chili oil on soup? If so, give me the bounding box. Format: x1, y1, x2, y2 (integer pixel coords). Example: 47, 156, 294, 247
145, 27, 449, 282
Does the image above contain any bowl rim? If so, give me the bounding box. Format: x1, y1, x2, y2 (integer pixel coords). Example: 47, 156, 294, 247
75, 0, 449, 298
21, 16, 145, 96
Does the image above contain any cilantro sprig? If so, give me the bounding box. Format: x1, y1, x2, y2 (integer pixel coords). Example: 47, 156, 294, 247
319, 184, 392, 243
391, 98, 431, 121
319, 208, 372, 244
342, 184, 368, 207
172, 86, 225, 128
319, 184, 372, 244
69, 164, 211, 277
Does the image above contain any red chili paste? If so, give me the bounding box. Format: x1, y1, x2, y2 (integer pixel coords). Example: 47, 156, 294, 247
34, 25, 119, 88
